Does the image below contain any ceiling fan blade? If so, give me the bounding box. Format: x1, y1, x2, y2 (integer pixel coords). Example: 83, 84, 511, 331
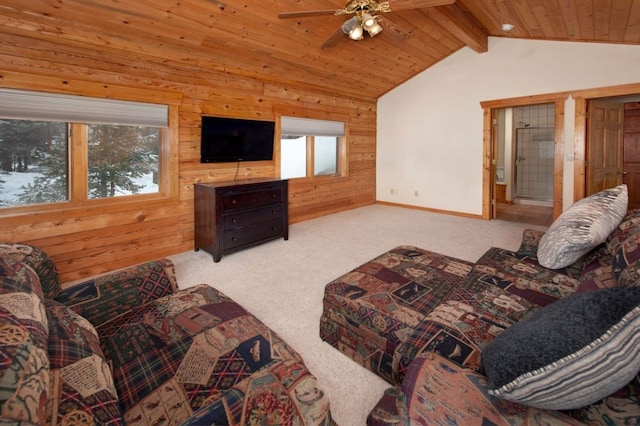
386, 0, 455, 11
278, 10, 340, 19
378, 17, 411, 41
321, 26, 346, 49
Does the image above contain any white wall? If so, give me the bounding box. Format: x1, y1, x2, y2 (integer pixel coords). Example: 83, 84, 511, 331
377, 37, 640, 215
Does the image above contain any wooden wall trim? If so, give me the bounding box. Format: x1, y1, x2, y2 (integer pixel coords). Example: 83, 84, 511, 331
553, 99, 565, 220
377, 201, 483, 220
480, 91, 572, 109
573, 97, 587, 203
481, 107, 492, 219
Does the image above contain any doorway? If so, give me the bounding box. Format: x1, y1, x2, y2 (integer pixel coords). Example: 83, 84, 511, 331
492, 103, 556, 225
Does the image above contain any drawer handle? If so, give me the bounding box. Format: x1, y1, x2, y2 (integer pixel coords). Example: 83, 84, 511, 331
271, 193, 277, 198
231, 237, 238, 242
272, 210, 277, 214
232, 218, 238, 223
232, 199, 238, 204
271, 227, 277, 231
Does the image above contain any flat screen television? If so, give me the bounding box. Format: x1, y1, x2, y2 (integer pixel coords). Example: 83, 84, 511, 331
200, 115, 275, 163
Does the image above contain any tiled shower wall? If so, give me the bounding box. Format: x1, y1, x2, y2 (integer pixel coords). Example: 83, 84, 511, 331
513, 103, 554, 201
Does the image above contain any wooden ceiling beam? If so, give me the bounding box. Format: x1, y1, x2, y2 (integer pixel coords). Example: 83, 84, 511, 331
424, 4, 488, 53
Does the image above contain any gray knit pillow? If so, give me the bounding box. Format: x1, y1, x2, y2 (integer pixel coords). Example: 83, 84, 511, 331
482, 286, 640, 410
538, 184, 628, 269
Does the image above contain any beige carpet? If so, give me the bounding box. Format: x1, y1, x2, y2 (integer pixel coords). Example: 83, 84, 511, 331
169, 204, 547, 426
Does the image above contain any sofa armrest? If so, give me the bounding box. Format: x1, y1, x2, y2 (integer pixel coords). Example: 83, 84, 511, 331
54, 258, 178, 327
375, 353, 583, 425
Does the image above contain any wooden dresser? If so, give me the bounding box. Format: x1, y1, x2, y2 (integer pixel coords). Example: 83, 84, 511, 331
194, 179, 288, 262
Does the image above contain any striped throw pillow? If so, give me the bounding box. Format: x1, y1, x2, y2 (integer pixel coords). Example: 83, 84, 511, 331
538, 184, 628, 269
482, 286, 640, 410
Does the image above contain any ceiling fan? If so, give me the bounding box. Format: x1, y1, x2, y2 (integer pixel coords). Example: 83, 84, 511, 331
278, 0, 455, 49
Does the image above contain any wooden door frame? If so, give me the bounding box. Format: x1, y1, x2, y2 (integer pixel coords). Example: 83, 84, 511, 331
481, 93, 569, 221
573, 82, 640, 201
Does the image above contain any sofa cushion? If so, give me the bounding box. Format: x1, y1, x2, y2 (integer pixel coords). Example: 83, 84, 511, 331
576, 255, 617, 293
45, 300, 122, 425
473, 247, 580, 306
606, 208, 640, 254
96, 284, 332, 425
537, 184, 628, 269
482, 286, 640, 410
611, 231, 640, 288
601, 208, 640, 287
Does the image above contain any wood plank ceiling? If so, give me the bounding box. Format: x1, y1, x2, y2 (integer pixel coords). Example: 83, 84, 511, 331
0, 0, 638, 101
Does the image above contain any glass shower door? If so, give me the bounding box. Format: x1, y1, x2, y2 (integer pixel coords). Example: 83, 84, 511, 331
515, 127, 554, 201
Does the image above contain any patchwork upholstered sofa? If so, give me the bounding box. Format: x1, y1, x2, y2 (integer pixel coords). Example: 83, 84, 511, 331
0, 243, 332, 425
320, 184, 640, 424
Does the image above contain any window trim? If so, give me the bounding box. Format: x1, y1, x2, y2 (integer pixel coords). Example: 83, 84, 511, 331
277, 113, 349, 181
0, 87, 180, 215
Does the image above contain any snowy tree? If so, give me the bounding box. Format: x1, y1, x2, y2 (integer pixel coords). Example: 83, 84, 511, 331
87, 124, 158, 199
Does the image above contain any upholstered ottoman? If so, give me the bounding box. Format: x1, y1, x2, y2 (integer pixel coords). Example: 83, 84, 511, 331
319, 246, 475, 384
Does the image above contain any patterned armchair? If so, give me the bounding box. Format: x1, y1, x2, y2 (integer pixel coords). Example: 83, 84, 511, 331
0, 243, 333, 425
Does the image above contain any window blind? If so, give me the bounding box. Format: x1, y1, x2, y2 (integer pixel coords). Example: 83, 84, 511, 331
281, 116, 344, 137
0, 88, 168, 127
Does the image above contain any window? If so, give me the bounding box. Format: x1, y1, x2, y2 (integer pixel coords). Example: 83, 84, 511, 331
0, 89, 168, 209
280, 116, 345, 179
87, 124, 160, 199
0, 120, 69, 206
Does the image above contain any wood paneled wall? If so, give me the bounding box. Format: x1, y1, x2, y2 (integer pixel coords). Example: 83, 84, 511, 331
0, 33, 376, 284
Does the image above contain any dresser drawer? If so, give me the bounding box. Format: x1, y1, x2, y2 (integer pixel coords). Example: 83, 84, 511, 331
223, 205, 285, 229
220, 187, 284, 211
223, 218, 284, 250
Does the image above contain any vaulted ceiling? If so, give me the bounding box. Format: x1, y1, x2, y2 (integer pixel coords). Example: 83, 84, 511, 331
1, 0, 639, 100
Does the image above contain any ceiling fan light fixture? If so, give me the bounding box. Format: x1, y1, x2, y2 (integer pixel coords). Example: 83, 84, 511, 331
342, 16, 364, 40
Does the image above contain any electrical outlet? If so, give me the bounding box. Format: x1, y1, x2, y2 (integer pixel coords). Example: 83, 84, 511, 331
390, 188, 396, 195
414, 190, 419, 197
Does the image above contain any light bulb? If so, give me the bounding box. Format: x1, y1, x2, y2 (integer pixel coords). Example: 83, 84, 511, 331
349, 25, 364, 40
362, 13, 376, 29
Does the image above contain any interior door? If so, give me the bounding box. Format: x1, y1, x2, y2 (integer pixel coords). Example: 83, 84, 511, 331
624, 102, 640, 209
586, 100, 624, 195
